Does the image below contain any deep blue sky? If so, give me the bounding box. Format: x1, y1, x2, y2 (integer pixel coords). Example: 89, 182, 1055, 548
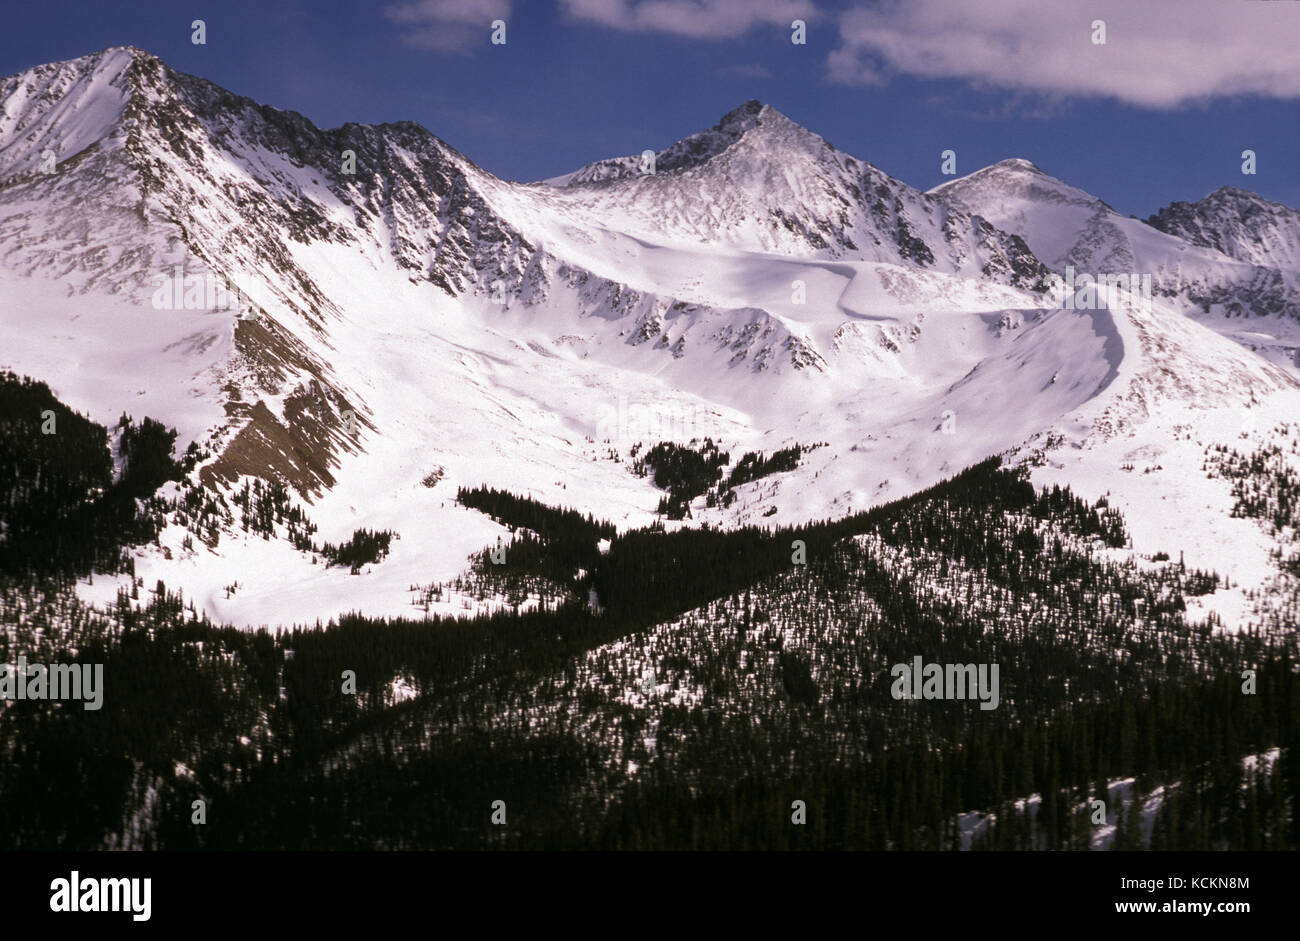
2, 0, 1297, 216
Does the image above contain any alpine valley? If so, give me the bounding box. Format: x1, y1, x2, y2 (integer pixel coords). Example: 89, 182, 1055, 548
1, 47, 1297, 851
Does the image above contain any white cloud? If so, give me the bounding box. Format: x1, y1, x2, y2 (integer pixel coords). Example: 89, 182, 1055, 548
385, 0, 512, 52
560, 0, 818, 40
829, 0, 1300, 108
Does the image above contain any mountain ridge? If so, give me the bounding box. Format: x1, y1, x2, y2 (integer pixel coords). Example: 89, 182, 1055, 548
2, 45, 1298, 629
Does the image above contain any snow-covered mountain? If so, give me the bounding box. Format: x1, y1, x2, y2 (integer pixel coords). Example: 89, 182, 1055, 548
1146, 186, 1300, 273
2, 46, 1298, 628
541, 99, 1049, 284
931, 160, 1300, 369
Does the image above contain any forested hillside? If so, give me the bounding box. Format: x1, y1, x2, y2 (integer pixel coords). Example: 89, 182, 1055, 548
2, 374, 1296, 850
0, 372, 183, 576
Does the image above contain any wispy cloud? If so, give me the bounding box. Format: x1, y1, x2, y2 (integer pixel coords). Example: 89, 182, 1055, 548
828, 0, 1300, 108
559, 0, 818, 40
385, 0, 511, 52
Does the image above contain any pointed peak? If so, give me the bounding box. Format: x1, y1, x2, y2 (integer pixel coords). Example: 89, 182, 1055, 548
708, 99, 782, 139
992, 158, 1043, 173
930, 158, 1050, 195
940, 157, 1088, 194
713, 99, 805, 135
948, 158, 1047, 181
719, 99, 766, 122
717, 99, 774, 131
930, 157, 1113, 213
549, 99, 823, 187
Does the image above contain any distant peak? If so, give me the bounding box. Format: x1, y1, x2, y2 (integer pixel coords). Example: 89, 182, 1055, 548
718, 99, 766, 123
543, 99, 827, 187
96, 44, 153, 57
1206, 185, 1264, 201
929, 156, 1111, 211
991, 158, 1042, 173
931, 158, 1049, 192
1182, 186, 1296, 215
1150, 186, 1282, 215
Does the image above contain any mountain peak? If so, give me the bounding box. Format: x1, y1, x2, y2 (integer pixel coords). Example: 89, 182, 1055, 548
1147, 185, 1293, 226
992, 158, 1042, 173
718, 98, 766, 124
929, 156, 1107, 213
1145, 185, 1300, 270
89, 44, 156, 62
1202, 184, 1284, 207
713, 99, 817, 139
545, 99, 824, 187
943, 158, 1049, 184
712, 98, 792, 134
663, 98, 815, 165
15, 44, 156, 82
0, 46, 157, 180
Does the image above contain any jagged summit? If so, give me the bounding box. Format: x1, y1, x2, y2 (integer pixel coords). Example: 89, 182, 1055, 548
1205, 185, 1265, 201
1159, 185, 1296, 219
1146, 185, 1300, 271
0, 46, 460, 181
543, 98, 826, 187
716, 98, 766, 127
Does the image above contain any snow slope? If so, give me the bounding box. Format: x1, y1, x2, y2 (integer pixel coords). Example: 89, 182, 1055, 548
932, 160, 1300, 377
2, 47, 1297, 627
